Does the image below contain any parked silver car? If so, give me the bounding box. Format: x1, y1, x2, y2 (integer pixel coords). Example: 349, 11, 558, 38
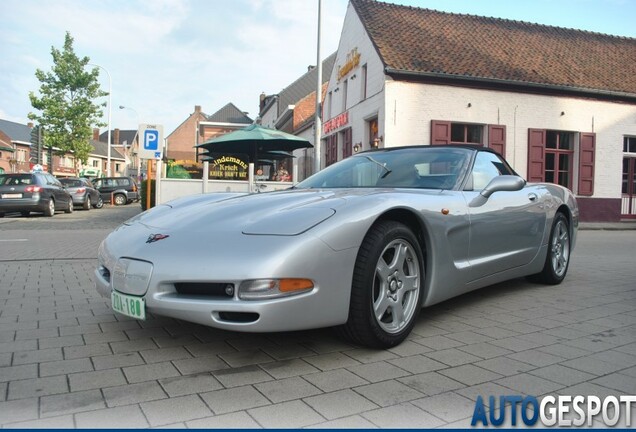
59, 177, 103, 210
0, 172, 73, 217
95, 146, 578, 348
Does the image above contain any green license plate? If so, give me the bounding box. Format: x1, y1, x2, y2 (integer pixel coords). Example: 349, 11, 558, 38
111, 291, 146, 320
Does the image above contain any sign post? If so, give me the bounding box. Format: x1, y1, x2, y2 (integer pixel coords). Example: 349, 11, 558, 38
138, 124, 163, 209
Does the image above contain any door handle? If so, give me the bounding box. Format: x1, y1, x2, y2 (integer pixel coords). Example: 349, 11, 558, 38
528, 193, 538, 201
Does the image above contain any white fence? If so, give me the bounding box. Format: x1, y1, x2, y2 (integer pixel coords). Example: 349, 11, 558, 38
159, 179, 293, 204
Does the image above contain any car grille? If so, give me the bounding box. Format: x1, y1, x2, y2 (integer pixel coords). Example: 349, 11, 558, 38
174, 282, 234, 298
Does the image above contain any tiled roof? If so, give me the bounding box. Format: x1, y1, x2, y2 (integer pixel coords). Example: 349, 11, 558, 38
89, 140, 125, 160
99, 130, 137, 145
352, 0, 636, 97
207, 103, 253, 124
293, 83, 329, 132
0, 119, 32, 143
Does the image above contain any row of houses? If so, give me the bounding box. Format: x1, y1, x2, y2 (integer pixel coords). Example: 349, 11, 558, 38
3, 0, 635, 221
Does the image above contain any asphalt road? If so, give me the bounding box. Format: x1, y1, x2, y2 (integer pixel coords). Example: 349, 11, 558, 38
0, 205, 634, 428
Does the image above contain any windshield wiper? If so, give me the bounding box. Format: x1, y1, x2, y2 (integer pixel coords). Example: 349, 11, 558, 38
364, 155, 392, 179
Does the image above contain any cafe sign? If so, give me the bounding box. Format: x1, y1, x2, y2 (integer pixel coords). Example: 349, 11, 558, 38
209, 154, 248, 180
337, 47, 361, 81
323, 111, 349, 135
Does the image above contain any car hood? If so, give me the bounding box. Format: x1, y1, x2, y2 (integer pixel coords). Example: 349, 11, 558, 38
130, 189, 378, 236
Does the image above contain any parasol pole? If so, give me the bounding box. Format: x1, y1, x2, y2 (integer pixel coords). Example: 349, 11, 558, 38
313, 0, 322, 175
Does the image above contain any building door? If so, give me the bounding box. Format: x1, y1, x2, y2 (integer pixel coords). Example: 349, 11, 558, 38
622, 157, 636, 219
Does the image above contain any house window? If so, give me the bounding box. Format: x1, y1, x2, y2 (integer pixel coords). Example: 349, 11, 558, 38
115, 163, 121, 173
361, 64, 368, 100
527, 129, 595, 195
325, 134, 338, 166
368, 117, 378, 148
342, 79, 348, 111
92, 160, 99, 168
342, 128, 352, 159
450, 123, 483, 144
624, 137, 636, 154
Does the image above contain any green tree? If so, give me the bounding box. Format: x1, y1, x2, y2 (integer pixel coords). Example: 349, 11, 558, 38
28, 31, 107, 172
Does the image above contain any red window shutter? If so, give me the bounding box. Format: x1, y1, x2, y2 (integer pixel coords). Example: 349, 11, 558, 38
578, 133, 595, 196
342, 128, 352, 159
488, 125, 506, 156
431, 120, 451, 145
527, 129, 546, 183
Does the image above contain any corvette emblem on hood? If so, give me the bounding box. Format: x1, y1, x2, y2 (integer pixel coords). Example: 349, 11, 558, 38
146, 234, 170, 244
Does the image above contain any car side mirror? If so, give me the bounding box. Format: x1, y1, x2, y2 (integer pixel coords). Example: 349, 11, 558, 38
469, 175, 526, 207
480, 175, 526, 198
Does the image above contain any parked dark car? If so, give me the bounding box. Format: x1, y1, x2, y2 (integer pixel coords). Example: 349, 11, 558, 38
92, 176, 140, 206
59, 177, 103, 210
0, 172, 73, 217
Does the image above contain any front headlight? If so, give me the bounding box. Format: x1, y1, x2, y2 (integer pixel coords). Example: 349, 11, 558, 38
238, 278, 314, 300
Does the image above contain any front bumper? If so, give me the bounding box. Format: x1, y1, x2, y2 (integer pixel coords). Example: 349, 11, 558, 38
94, 233, 358, 333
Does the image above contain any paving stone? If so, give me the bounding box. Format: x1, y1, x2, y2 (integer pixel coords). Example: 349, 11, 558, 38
343, 348, 398, 364
362, 402, 444, 428
152, 334, 200, 349
200, 385, 271, 414
63, 342, 112, 360
92, 352, 145, 370
184, 341, 236, 357
309, 414, 378, 429
140, 394, 213, 426
0, 398, 40, 424
139, 346, 192, 364
40, 389, 105, 417
261, 343, 316, 360
39, 357, 93, 377
255, 376, 322, 403
38, 335, 85, 350
172, 355, 230, 375
507, 349, 566, 367
495, 373, 565, 395
398, 371, 465, 396
123, 361, 181, 383
305, 389, 378, 420
438, 364, 503, 386
218, 349, 275, 367
8, 375, 68, 400
529, 364, 596, 386
3, 414, 74, 429
354, 379, 424, 407
12, 348, 63, 365
347, 361, 410, 383
0, 340, 37, 354
386, 340, 433, 357
75, 404, 149, 428
415, 335, 465, 350
260, 358, 319, 379
186, 411, 261, 428
158, 373, 222, 397
103, 381, 167, 407
83, 330, 129, 345
304, 352, 361, 371
69, 368, 127, 392
560, 356, 625, 376
248, 400, 325, 428
0, 353, 11, 367
455, 382, 518, 403
99, 320, 141, 333
426, 348, 482, 367
0, 363, 38, 382
412, 392, 477, 422
213, 365, 273, 388
110, 337, 158, 354
125, 327, 169, 340
303, 368, 369, 392
591, 372, 636, 394
15, 327, 59, 341
474, 356, 535, 376
538, 343, 592, 359
58, 323, 102, 337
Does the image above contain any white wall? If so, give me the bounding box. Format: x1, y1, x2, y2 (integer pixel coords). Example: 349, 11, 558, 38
384, 82, 636, 198
159, 179, 292, 204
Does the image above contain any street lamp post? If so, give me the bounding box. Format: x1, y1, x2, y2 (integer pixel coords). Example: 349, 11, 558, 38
89, 63, 112, 177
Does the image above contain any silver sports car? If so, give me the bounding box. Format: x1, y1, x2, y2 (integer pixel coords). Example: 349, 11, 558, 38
95, 146, 578, 348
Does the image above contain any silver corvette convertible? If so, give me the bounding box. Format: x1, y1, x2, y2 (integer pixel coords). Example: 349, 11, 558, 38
95, 146, 578, 348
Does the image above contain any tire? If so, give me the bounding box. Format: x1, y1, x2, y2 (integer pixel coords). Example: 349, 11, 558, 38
529, 212, 571, 285
44, 199, 55, 217
94, 196, 104, 209
83, 195, 91, 210
113, 194, 126, 206
337, 220, 424, 348
64, 199, 73, 214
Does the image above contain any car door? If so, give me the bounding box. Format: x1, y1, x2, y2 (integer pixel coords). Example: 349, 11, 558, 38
463, 151, 546, 281
45, 174, 69, 208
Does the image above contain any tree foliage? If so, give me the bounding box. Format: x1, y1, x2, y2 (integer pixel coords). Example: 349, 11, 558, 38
28, 32, 107, 167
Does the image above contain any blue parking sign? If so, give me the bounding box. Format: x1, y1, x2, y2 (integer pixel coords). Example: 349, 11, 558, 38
144, 130, 159, 150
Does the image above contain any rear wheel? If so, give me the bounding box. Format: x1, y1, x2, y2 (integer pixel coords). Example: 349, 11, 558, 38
528, 212, 570, 285
94, 196, 103, 209
64, 199, 73, 214
44, 199, 55, 217
83, 195, 91, 210
113, 194, 126, 206
337, 220, 424, 348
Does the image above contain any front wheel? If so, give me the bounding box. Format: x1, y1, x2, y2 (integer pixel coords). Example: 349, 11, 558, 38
44, 199, 55, 217
337, 220, 424, 348
94, 196, 103, 209
528, 212, 570, 285
64, 199, 73, 214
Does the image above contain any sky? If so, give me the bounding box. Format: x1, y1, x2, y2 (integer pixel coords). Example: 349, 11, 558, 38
1, 0, 634, 136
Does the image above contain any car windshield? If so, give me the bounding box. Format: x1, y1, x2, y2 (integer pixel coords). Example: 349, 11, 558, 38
60, 179, 83, 187
297, 147, 471, 190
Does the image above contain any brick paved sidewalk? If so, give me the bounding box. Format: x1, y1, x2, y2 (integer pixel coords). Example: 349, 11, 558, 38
0, 231, 634, 428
